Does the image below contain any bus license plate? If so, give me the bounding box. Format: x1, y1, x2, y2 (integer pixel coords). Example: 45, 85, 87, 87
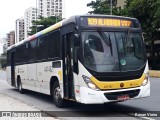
117, 95, 129, 101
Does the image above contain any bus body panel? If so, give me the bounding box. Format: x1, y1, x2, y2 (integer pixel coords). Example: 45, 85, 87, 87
27, 63, 36, 91
79, 83, 150, 104
15, 64, 28, 89
76, 61, 150, 104
73, 72, 80, 102
36, 61, 52, 94
6, 15, 150, 106
7, 60, 64, 96
6, 66, 11, 85
36, 60, 63, 95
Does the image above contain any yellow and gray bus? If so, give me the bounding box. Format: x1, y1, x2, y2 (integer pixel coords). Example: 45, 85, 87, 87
6, 15, 150, 107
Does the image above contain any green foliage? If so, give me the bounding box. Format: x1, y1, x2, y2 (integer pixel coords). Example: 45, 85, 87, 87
0, 59, 7, 68
87, 0, 110, 14
121, 0, 160, 42
1, 52, 7, 56
87, 0, 160, 43
87, 0, 160, 69
122, 0, 160, 69
87, 0, 121, 15
28, 16, 62, 35
0, 52, 7, 68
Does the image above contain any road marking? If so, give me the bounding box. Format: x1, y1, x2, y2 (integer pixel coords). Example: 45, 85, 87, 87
141, 117, 156, 120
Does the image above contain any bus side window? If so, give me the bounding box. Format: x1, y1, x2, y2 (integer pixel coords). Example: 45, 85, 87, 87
47, 30, 61, 59
23, 43, 28, 63
28, 39, 37, 62
7, 51, 11, 66
37, 35, 47, 60
19, 44, 28, 63
15, 47, 20, 64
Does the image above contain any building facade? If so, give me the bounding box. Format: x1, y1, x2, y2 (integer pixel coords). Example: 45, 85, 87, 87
102, 0, 125, 9
7, 31, 15, 47
24, 7, 38, 38
116, 0, 126, 9
38, 0, 64, 18
15, 17, 25, 43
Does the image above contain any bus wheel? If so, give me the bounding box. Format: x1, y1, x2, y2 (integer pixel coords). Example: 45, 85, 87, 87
17, 79, 24, 94
52, 81, 66, 108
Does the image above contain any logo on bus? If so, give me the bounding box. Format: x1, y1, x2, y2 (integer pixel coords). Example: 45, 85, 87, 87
120, 59, 126, 66
104, 85, 113, 89
44, 66, 53, 72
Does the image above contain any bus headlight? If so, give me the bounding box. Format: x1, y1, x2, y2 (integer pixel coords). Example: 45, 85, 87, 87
82, 75, 99, 90
142, 73, 149, 86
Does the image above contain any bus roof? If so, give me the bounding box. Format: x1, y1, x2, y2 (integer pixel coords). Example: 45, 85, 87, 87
7, 14, 138, 51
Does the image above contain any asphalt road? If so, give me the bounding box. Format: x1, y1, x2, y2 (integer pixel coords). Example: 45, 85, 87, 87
0, 70, 160, 120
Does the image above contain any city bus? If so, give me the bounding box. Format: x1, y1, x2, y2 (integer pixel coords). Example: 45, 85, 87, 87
6, 15, 150, 107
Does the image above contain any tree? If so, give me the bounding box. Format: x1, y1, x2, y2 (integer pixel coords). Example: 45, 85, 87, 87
87, 0, 160, 69
0, 52, 7, 69
87, 0, 121, 15
87, 0, 110, 14
120, 0, 160, 69
28, 16, 62, 35
121, 0, 160, 41
87, 0, 160, 42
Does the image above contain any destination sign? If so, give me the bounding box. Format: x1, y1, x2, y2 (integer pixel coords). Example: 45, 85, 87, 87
87, 18, 132, 27
80, 17, 135, 28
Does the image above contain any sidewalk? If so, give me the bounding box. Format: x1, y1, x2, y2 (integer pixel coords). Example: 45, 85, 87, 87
0, 93, 59, 120
149, 70, 160, 78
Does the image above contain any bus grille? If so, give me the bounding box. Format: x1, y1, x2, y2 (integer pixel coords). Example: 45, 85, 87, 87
104, 89, 140, 100
95, 74, 142, 81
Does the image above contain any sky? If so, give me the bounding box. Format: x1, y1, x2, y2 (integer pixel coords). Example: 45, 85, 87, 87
0, 0, 93, 39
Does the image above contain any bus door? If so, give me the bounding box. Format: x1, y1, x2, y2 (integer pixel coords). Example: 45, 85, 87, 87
63, 33, 75, 99
11, 51, 15, 87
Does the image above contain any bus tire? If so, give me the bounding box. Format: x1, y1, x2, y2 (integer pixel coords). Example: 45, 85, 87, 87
52, 81, 66, 108
17, 78, 24, 94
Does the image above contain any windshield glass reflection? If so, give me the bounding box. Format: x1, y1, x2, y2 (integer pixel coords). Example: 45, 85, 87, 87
82, 31, 146, 72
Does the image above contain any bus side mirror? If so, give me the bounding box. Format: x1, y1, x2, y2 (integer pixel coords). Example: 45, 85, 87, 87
74, 33, 80, 46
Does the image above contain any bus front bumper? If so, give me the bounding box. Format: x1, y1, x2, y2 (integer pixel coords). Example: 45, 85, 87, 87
79, 81, 150, 104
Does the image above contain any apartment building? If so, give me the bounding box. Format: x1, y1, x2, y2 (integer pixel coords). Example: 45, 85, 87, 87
7, 31, 15, 47
38, 0, 64, 18
15, 17, 25, 43
24, 7, 38, 38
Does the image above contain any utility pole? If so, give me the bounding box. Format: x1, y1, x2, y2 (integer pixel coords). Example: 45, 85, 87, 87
36, 0, 38, 32
110, 0, 112, 15
56, 13, 58, 23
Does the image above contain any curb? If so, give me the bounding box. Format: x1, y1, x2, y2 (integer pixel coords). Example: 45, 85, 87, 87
149, 70, 160, 78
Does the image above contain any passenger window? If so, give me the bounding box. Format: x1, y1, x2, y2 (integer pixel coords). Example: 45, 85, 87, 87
7, 51, 11, 66
47, 30, 61, 59
37, 36, 47, 60
28, 40, 37, 62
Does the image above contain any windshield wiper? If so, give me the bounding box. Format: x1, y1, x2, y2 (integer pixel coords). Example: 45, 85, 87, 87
97, 29, 113, 55
97, 29, 112, 46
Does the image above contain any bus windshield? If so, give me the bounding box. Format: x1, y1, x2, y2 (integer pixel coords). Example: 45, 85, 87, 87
82, 31, 146, 72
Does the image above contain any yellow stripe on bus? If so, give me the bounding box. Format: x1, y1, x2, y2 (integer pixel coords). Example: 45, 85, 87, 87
58, 71, 62, 81
41, 22, 62, 34
90, 74, 145, 90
